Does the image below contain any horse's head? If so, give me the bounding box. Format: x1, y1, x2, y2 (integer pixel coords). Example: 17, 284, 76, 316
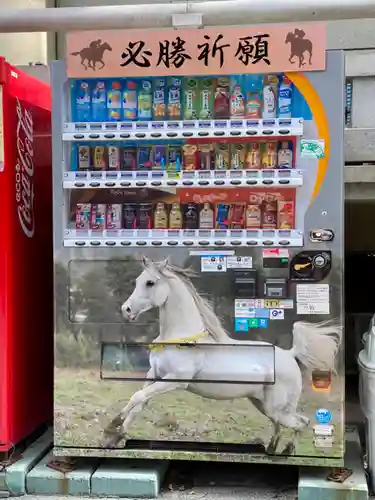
285, 32, 294, 44
121, 256, 170, 321
102, 42, 112, 51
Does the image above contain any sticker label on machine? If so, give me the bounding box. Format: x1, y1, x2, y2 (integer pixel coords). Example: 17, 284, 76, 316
314, 436, 333, 448
201, 255, 252, 272
296, 284, 330, 315
262, 248, 289, 269
227, 256, 252, 269
300, 139, 325, 159
201, 255, 227, 272
235, 299, 293, 318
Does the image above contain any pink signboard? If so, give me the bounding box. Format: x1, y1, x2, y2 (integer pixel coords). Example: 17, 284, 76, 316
66, 23, 326, 78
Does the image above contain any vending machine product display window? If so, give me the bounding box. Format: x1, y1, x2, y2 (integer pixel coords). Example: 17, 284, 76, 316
52, 23, 344, 467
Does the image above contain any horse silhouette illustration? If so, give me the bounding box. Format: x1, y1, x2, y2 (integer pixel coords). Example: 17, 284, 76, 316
285, 29, 313, 68
70, 40, 112, 71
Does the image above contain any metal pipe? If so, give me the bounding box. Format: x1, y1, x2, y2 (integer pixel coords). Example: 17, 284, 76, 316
0, 0, 374, 32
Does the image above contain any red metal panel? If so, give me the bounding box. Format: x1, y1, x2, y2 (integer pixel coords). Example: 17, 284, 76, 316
0, 59, 52, 450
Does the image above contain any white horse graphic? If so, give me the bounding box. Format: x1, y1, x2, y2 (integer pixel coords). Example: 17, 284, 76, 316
104, 257, 342, 454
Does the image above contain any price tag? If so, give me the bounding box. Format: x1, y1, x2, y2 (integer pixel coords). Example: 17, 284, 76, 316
198, 170, 211, 178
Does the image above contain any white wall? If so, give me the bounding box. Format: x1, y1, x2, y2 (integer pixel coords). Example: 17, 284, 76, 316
0, 0, 48, 65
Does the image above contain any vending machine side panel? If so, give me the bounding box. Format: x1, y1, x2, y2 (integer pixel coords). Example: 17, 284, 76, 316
0, 58, 11, 450
1, 59, 53, 447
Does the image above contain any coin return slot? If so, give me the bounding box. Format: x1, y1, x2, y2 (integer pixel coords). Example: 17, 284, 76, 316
264, 278, 288, 299
233, 270, 257, 298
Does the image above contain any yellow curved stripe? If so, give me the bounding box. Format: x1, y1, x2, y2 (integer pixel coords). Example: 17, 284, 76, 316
286, 72, 330, 203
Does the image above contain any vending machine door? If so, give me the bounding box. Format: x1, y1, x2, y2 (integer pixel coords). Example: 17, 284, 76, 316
52, 26, 344, 468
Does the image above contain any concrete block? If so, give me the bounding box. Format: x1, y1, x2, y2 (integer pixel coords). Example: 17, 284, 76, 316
91, 459, 169, 498
346, 50, 375, 78
352, 78, 375, 129
26, 450, 98, 496
345, 128, 375, 163
0, 470, 6, 492
298, 429, 368, 500
5, 427, 52, 495
345, 165, 375, 184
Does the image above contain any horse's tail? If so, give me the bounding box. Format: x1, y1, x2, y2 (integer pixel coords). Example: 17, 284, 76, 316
290, 320, 342, 373
70, 52, 80, 56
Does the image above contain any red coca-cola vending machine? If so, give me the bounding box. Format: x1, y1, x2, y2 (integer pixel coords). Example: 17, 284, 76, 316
0, 58, 53, 452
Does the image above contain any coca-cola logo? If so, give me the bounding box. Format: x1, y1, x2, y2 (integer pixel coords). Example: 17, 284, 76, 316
15, 98, 34, 238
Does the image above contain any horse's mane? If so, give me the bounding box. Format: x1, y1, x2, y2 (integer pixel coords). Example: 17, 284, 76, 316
157, 263, 230, 344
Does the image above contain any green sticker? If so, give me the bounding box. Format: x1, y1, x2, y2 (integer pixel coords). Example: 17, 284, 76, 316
300, 139, 325, 159
248, 318, 259, 328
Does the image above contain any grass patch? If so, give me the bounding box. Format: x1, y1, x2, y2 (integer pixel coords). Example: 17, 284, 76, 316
55, 367, 343, 458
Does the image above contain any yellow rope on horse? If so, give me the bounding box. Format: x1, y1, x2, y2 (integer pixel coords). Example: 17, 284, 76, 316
148, 331, 208, 352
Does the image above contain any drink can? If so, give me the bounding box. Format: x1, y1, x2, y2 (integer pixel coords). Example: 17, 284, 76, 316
75, 203, 91, 230
106, 204, 122, 230
90, 204, 106, 231
108, 146, 121, 170
77, 146, 91, 171
138, 203, 153, 229
182, 203, 199, 229
123, 203, 137, 229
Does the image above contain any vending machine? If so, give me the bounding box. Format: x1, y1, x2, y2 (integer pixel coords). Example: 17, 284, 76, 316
52, 23, 344, 467
0, 58, 52, 451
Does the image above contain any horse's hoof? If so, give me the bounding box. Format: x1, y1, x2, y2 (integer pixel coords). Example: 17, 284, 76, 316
281, 442, 295, 455
103, 431, 126, 448
103, 417, 124, 439
266, 443, 276, 455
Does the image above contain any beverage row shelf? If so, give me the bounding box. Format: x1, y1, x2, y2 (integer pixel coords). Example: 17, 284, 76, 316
63, 169, 303, 189
63, 118, 304, 142
63, 229, 303, 248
